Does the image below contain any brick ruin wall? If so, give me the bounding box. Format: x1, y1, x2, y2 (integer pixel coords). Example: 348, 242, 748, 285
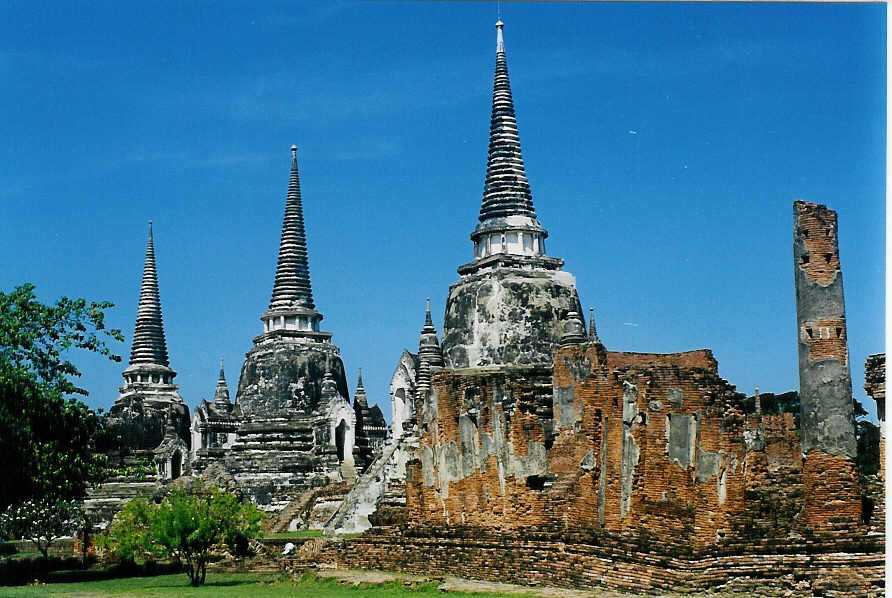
407, 345, 875, 545
325, 344, 884, 595
307, 527, 883, 598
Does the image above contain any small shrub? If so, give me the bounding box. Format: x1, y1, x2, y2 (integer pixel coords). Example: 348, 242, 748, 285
102, 483, 263, 587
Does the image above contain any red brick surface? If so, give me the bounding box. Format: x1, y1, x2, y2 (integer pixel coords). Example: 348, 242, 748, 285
393, 342, 883, 594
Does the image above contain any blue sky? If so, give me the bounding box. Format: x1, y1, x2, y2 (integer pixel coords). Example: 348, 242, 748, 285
0, 2, 885, 422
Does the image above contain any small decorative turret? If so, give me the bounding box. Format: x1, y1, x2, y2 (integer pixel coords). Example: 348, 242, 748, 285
213, 359, 231, 408
418, 298, 445, 368
163, 406, 178, 440
416, 358, 432, 401
320, 353, 339, 399
587, 307, 602, 344
560, 311, 587, 346
354, 369, 368, 408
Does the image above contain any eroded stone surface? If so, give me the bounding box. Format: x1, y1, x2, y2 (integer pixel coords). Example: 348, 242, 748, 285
442, 268, 582, 368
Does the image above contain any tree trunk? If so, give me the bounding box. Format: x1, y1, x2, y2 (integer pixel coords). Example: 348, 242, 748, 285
185, 554, 197, 586
36, 539, 48, 560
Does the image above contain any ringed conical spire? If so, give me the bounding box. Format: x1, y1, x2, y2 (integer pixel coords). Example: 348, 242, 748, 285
129, 221, 170, 367
479, 20, 535, 221
213, 358, 231, 407
354, 368, 368, 408
418, 298, 445, 368
269, 145, 315, 311
458, 21, 559, 276
588, 307, 601, 344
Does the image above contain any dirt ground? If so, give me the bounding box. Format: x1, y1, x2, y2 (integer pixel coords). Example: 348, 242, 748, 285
314, 567, 742, 598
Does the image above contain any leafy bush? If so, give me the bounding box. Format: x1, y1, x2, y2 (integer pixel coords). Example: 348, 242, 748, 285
95, 497, 156, 563
100, 484, 264, 586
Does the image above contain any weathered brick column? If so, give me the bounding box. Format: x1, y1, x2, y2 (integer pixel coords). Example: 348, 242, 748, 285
792, 200, 860, 532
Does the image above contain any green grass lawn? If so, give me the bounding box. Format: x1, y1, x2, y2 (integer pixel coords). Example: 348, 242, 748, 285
0, 573, 534, 598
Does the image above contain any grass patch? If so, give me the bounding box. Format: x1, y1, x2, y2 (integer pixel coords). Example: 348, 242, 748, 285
0, 572, 543, 597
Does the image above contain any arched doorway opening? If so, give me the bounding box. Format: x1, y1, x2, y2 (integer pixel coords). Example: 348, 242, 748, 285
171, 450, 182, 480
335, 420, 347, 463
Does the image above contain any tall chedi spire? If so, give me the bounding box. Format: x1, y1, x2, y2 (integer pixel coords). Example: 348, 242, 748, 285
122, 221, 177, 386
458, 20, 562, 276
270, 145, 314, 311
441, 21, 583, 368
110, 221, 187, 456
227, 144, 353, 498
480, 20, 535, 221
259, 145, 331, 342
129, 221, 170, 367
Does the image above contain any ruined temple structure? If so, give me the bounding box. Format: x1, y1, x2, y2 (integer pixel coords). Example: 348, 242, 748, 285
185, 145, 386, 512
86, 223, 191, 524
91, 146, 389, 527
189, 360, 241, 472
85, 19, 883, 595
352, 370, 387, 469
441, 21, 582, 369
312, 23, 885, 597
106, 222, 190, 477
331, 19, 586, 534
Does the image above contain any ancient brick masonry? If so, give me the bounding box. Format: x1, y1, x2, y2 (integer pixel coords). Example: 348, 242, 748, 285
409, 345, 822, 547
384, 340, 882, 596
307, 528, 883, 598
358, 21, 881, 594
793, 200, 861, 532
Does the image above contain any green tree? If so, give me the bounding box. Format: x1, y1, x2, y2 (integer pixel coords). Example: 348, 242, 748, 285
101, 485, 264, 586
96, 497, 157, 563
0, 283, 123, 509
0, 498, 83, 558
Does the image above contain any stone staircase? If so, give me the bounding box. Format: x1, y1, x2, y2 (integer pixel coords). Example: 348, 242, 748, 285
267, 489, 319, 534
83, 476, 163, 528
323, 433, 415, 534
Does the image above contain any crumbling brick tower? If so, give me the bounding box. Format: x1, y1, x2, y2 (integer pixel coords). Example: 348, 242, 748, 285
793, 200, 860, 532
